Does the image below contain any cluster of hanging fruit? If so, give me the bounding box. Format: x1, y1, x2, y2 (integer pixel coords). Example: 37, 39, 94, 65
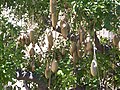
45, 59, 58, 79
17, 29, 38, 72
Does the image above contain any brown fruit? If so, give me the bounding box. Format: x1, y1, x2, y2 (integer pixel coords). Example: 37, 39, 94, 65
113, 35, 119, 47
76, 40, 81, 50
25, 35, 30, 45
32, 64, 35, 72
51, 60, 58, 73
77, 49, 82, 58
45, 65, 51, 79
20, 34, 25, 45
76, 40, 82, 58
61, 23, 70, 39
72, 51, 78, 64
79, 29, 83, 44
61, 47, 65, 55
86, 41, 92, 52
29, 30, 35, 43
70, 42, 77, 56
47, 31, 53, 46
38, 54, 42, 61
48, 43, 52, 52
50, 0, 56, 13
52, 12, 58, 28
29, 47, 35, 57
90, 59, 97, 76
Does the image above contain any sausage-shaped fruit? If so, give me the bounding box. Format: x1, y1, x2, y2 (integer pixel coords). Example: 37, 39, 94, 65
47, 31, 53, 46
70, 42, 77, 56
90, 59, 97, 76
51, 60, 58, 73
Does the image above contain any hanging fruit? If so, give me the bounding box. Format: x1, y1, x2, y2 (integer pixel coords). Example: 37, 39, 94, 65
29, 47, 35, 57
25, 35, 30, 46
38, 53, 42, 61
29, 30, 35, 43
72, 51, 78, 64
32, 65, 35, 72
45, 63, 51, 79
61, 47, 65, 55
70, 41, 77, 56
90, 59, 97, 76
47, 31, 53, 47
50, 0, 56, 14
86, 41, 92, 54
79, 29, 83, 44
21, 34, 25, 45
113, 35, 119, 47
48, 43, 52, 52
51, 60, 58, 73
61, 23, 70, 39
45, 68, 51, 79
52, 12, 58, 29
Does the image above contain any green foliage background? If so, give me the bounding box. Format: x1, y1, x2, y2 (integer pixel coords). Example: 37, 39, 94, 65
0, 0, 120, 89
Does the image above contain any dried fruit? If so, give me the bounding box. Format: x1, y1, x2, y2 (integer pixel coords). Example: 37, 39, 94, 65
90, 59, 97, 76
113, 35, 119, 47
51, 60, 58, 73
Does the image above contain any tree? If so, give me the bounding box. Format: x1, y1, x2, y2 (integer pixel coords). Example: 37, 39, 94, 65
0, 0, 120, 90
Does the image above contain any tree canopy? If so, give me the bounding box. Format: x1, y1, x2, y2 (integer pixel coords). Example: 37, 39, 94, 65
0, 0, 120, 90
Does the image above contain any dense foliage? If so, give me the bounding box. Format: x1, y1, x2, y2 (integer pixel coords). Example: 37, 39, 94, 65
0, 0, 120, 90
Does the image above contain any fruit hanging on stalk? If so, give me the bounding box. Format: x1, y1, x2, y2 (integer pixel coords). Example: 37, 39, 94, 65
50, 0, 56, 14
47, 31, 53, 47
45, 63, 51, 79
72, 51, 78, 64
25, 34, 30, 46
29, 30, 35, 43
90, 59, 97, 76
86, 41, 92, 54
52, 12, 58, 29
61, 23, 70, 39
70, 41, 77, 56
51, 59, 58, 73
38, 53, 42, 61
113, 35, 119, 47
76, 40, 82, 58
29, 47, 35, 57
61, 47, 65, 55
31, 61, 35, 72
